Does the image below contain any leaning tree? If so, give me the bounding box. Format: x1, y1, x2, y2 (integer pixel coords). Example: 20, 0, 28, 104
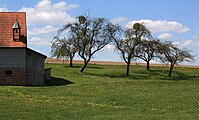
58, 16, 119, 72
112, 23, 151, 76
158, 41, 194, 77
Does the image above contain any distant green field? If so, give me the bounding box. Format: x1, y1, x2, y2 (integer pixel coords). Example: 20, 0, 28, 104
0, 63, 199, 120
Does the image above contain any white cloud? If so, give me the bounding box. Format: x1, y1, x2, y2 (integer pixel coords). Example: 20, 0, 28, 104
173, 40, 192, 47
36, 0, 78, 11
150, 60, 161, 64
16, 0, 79, 47
0, 7, 9, 12
94, 44, 115, 59
103, 44, 115, 52
28, 25, 57, 36
126, 19, 189, 33
111, 17, 128, 24
35, 0, 51, 9
182, 40, 192, 46
29, 37, 51, 46
158, 33, 173, 40
18, 0, 79, 25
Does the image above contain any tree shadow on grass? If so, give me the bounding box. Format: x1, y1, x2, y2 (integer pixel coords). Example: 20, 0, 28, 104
85, 71, 125, 78
45, 77, 74, 86
64, 64, 104, 69
99, 69, 169, 80
86, 66, 105, 69
147, 70, 199, 81
85, 69, 199, 81
64, 65, 81, 68
160, 71, 199, 81
161, 76, 199, 81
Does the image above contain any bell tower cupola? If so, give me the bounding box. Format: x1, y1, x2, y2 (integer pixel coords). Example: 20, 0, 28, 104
12, 19, 21, 41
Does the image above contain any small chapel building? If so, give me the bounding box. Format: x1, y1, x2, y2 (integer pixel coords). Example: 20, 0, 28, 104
0, 12, 47, 85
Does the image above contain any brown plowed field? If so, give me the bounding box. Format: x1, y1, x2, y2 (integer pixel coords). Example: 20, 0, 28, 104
45, 58, 199, 68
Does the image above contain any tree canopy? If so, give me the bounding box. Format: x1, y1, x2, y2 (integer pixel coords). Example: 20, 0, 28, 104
135, 39, 160, 70
158, 41, 195, 77
51, 36, 77, 67
58, 16, 120, 72
52, 15, 195, 77
113, 23, 152, 76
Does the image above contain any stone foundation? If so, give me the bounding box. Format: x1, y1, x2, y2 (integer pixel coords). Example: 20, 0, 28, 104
0, 67, 26, 85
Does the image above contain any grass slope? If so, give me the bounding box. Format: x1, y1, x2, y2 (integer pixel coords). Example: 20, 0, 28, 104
0, 64, 199, 120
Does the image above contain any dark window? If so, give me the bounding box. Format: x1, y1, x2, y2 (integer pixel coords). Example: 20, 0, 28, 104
5, 70, 13, 76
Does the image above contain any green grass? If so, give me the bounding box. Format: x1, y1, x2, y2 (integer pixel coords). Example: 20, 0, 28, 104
1, 63, 199, 120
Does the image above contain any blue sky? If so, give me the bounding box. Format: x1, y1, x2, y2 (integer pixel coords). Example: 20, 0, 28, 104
1, 0, 199, 65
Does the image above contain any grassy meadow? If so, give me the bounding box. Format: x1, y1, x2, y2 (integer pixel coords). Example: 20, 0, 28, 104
0, 63, 199, 120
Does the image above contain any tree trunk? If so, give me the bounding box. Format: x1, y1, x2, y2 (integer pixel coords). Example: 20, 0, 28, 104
147, 61, 150, 70
126, 62, 130, 76
169, 63, 174, 77
126, 56, 131, 76
69, 57, 73, 67
80, 60, 89, 73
